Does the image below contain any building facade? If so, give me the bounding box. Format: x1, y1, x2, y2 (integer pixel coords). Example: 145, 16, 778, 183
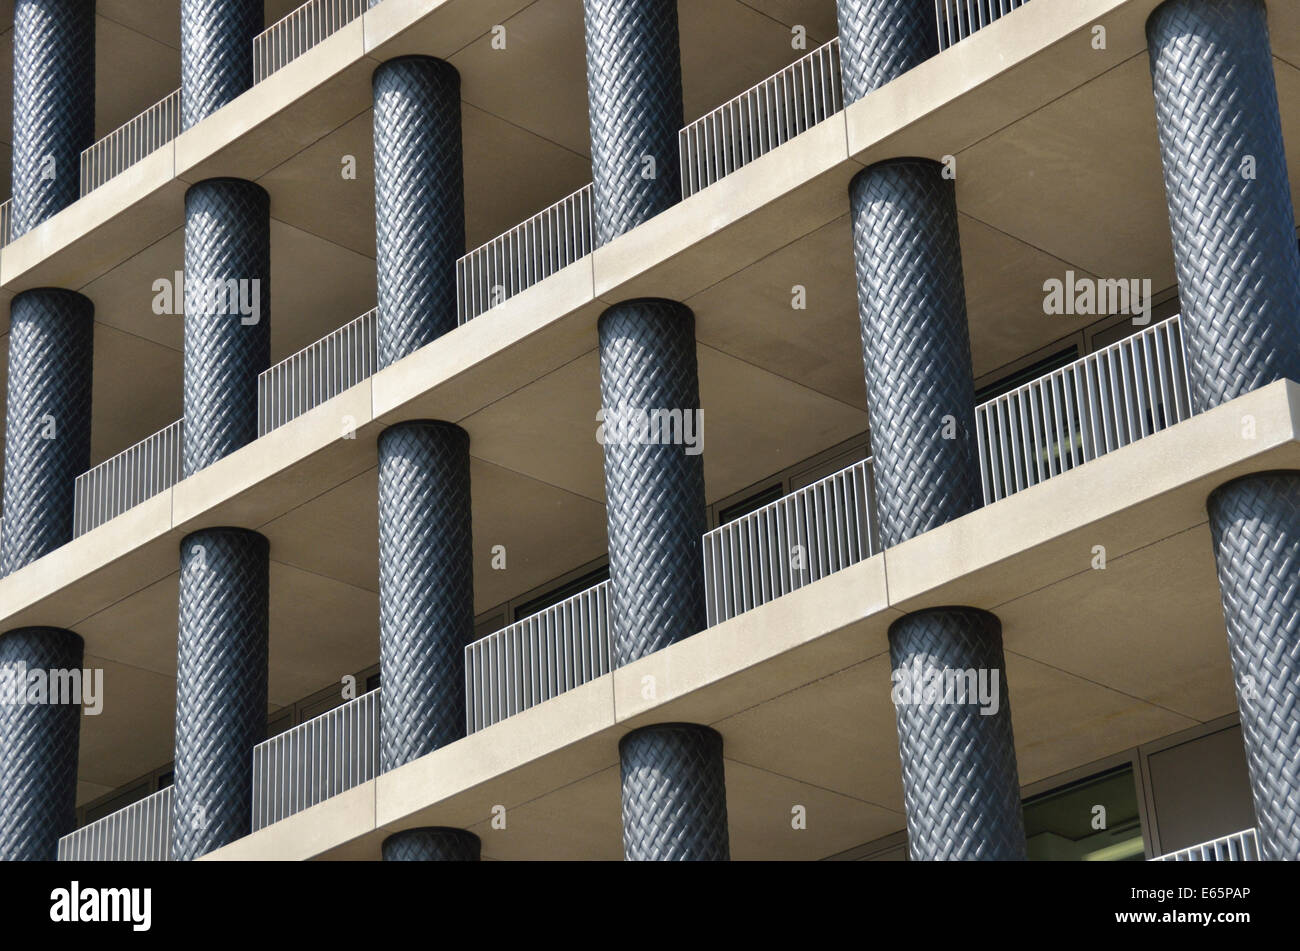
0, 0, 1298, 861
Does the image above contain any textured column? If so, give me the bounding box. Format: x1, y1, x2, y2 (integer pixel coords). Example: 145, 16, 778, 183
372, 57, 464, 367
1147, 0, 1300, 861
620, 723, 729, 861
835, 0, 936, 106
171, 528, 269, 861
180, 0, 262, 129
182, 178, 271, 476
11, 0, 95, 235
376, 421, 477, 861
376, 421, 473, 770
849, 159, 1025, 859
581, 0, 683, 246
382, 827, 481, 861
2, 290, 94, 576
0, 627, 84, 861
598, 300, 707, 664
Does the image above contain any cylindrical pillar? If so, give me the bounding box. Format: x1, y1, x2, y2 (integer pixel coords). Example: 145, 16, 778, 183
1147, 0, 1300, 860
0, 627, 84, 860
372, 56, 464, 367
847, 155, 1025, 856
11, 0, 95, 235
2, 289, 94, 576
382, 827, 481, 862
180, 0, 262, 129
835, 0, 935, 105
182, 178, 271, 476
581, 0, 683, 246
582, 0, 727, 861
619, 723, 729, 861
171, 528, 269, 861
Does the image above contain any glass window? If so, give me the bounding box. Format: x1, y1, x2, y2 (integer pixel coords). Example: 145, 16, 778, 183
1023, 765, 1145, 861
512, 564, 610, 622
717, 484, 784, 526
975, 346, 1079, 405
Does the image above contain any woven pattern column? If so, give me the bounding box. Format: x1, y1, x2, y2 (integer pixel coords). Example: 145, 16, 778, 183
0, 627, 84, 860
839, 0, 1025, 860
583, 0, 729, 860
180, 0, 262, 129
1148, 0, 1300, 860
171, 529, 269, 860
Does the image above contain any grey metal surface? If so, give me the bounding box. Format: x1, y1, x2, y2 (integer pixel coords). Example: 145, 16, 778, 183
976, 314, 1192, 503
0, 626, 85, 861
935, 1, 1031, 51
582, 0, 684, 245
1208, 473, 1300, 861
619, 723, 730, 861
11, 0, 95, 235
183, 177, 271, 477
889, 608, 1026, 860
457, 185, 594, 324
258, 308, 377, 435
836, 0, 936, 105
372, 56, 464, 367
172, 528, 270, 861
382, 827, 481, 861
849, 159, 981, 549
57, 787, 173, 862
73, 419, 183, 537
254, 0, 368, 82
1153, 827, 1259, 862
680, 38, 842, 197
598, 300, 707, 666
377, 421, 474, 772
252, 689, 379, 830
181, 0, 263, 129
2, 289, 95, 576
702, 457, 878, 626
1147, 0, 1300, 415
465, 582, 612, 733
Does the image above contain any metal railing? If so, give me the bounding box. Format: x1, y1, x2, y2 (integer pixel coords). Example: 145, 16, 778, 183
79, 89, 181, 194
465, 581, 613, 733
703, 458, 878, 627
72, 419, 183, 537
0, 197, 10, 246
257, 308, 377, 436
57, 786, 173, 861
936, 0, 1031, 50
680, 37, 842, 198
251, 688, 380, 831
456, 184, 595, 324
253, 0, 369, 83
1153, 828, 1260, 861
975, 315, 1191, 504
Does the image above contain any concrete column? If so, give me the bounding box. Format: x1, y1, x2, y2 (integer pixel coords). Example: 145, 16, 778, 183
11, 0, 95, 235
182, 178, 271, 477
371, 55, 476, 860
583, 0, 729, 860
2, 290, 94, 575
838, 1, 1025, 860
0, 627, 84, 860
372, 56, 464, 368
1147, 0, 1300, 860
171, 528, 269, 860
1, 2, 95, 856
180, 0, 262, 129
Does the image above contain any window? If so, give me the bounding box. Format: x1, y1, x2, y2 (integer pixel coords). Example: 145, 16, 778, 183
512, 564, 611, 622
1023, 765, 1144, 861
975, 346, 1079, 405
716, 484, 784, 526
